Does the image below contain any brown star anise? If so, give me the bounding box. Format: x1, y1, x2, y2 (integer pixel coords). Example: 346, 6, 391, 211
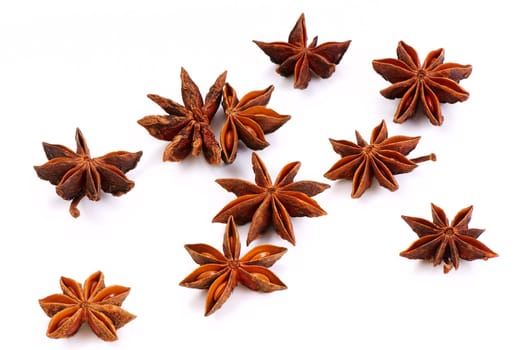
39, 271, 136, 341
400, 204, 498, 273
324, 120, 435, 198
34, 128, 142, 218
213, 152, 330, 245
180, 216, 287, 316
372, 41, 472, 125
220, 83, 291, 164
137, 67, 227, 164
253, 13, 351, 89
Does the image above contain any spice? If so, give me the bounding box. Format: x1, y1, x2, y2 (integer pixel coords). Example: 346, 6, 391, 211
324, 120, 435, 198
34, 128, 142, 218
253, 13, 351, 89
372, 41, 472, 125
213, 152, 329, 245
39, 271, 136, 341
220, 83, 291, 164
400, 204, 498, 273
180, 216, 287, 316
137, 67, 227, 164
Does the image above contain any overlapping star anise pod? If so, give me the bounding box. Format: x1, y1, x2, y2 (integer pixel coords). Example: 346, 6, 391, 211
34, 128, 142, 218
213, 152, 330, 245
253, 13, 351, 89
137, 67, 227, 164
180, 216, 287, 316
400, 204, 498, 273
372, 41, 472, 125
220, 83, 291, 164
324, 120, 435, 198
39, 271, 136, 341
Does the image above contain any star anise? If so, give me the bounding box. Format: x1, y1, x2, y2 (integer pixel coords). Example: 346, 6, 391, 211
220, 83, 291, 164
400, 204, 498, 273
253, 13, 351, 89
213, 152, 330, 245
39, 271, 136, 341
324, 120, 436, 198
372, 41, 472, 126
137, 67, 227, 164
180, 216, 287, 316
34, 128, 142, 218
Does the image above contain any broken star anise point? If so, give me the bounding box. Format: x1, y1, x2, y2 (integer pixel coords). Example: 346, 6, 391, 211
372, 41, 472, 126
400, 203, 498, 273
253, 13, 351, 89
137, 67, 227, 165
34, 128, 142, 218
324, 120, 435, 198
220, 83, 291, 164
180, 216, 287, 316
39, 271, 136, 341
213, 152, 330, 245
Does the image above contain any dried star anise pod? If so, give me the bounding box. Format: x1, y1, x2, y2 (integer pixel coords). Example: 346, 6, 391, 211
400, 204, 498, 273
137, 67, 227, 164
372, 41, 472, 125
253, 13, 351, 89
34, 128, 142, 218
324, 120, 435, 198
213, 152, 330, 245
180, 216, 287, 316
39, 271, 136, 341
220, 83, 291, 164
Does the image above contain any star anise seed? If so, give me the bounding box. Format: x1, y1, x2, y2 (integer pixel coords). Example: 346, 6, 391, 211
372, 41, 472, 125
39, 271, 136, 341
137, 67, 227, 164
213, 152, 330, 245
324, 120, 436, 198
220, 83, 291, 164
180, 216, 287, 316
400, 204, 498, 273
34, 128, 142, 218
253, 13, 351, 89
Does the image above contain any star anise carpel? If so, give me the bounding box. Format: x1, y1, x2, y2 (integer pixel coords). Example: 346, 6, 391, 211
34, 128, 142, 218
372, 41, 472, 126
400, 204, 498, 273
253, 13, 351, 89
137, 67, 227, 164
39, 271, 136, 341
324, 120, 436, 198
213, 152, 330, 245
180, 216, 287, 316
220, 83, 291, 164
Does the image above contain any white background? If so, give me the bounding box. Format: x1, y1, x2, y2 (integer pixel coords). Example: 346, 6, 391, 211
1, 0, 521, 349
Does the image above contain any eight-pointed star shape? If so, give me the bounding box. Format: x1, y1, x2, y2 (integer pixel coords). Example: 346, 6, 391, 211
213, 152, 330, 245
372, 41, 472, 125
324, 120, 435, 198
400, 203, 498, 273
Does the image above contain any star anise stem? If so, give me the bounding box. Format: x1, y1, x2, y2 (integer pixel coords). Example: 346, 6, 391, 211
410, 153, 437, 164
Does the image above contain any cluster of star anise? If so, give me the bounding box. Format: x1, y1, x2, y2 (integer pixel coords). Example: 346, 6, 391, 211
34, 11, 498, 344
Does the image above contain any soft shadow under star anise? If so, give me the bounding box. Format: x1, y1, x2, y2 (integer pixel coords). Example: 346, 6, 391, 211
39, 271, 136, 341
372, 41, 472, 125
220, 83, 291, 164
324, 120, 435, 198
180, 216, 287, 316
138, 67, 227, 164
34, 128, 142, 218
213, 152, 330, 245
253, 13, 351, 89
400, 203, 498, 273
